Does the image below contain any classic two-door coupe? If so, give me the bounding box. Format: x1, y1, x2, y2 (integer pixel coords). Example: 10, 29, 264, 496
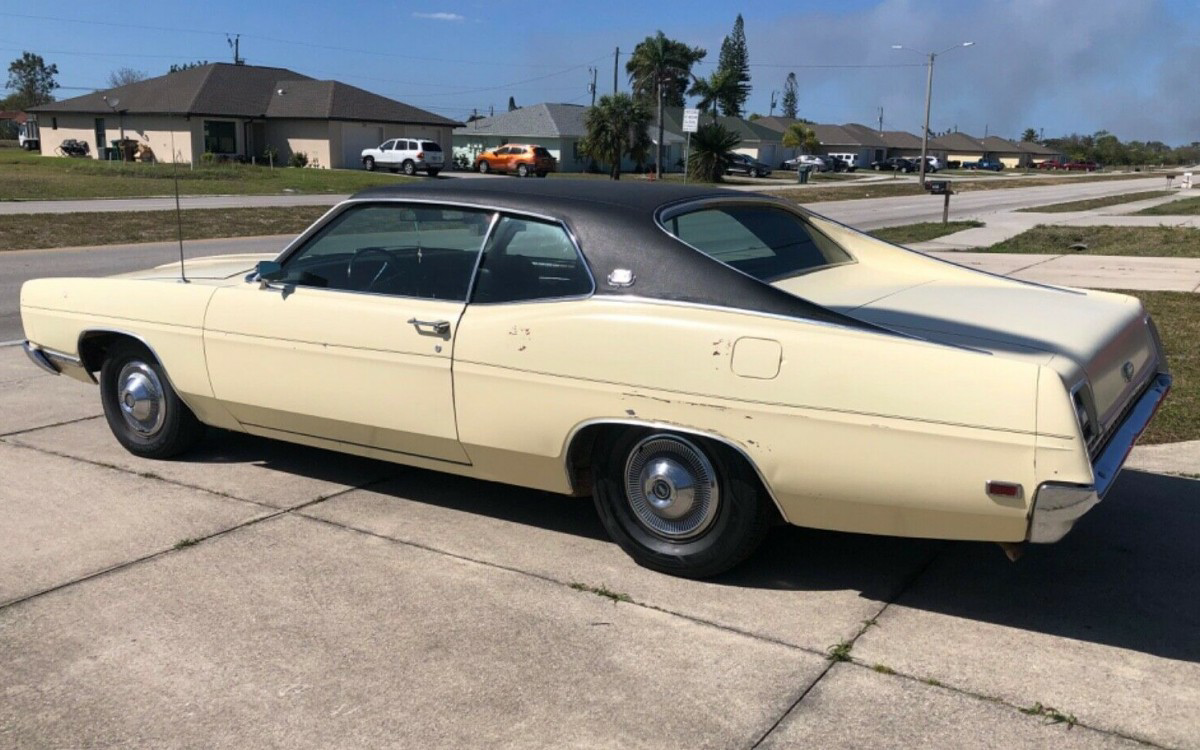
21, 181, 1171, 577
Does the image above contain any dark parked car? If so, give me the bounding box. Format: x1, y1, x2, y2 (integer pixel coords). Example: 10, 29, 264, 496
870, 157, 916, 173
1065, 161, 1100, 172
725, 153, 773, 178
826, 155, 857, 173
964, 158, 1005, 171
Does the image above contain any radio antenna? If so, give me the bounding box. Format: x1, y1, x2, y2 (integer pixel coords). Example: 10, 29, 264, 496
168, 113, 188, 283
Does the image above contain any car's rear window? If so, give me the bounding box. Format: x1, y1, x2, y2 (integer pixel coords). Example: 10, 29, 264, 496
664, 205, 852, 282
421, 141, 442, 152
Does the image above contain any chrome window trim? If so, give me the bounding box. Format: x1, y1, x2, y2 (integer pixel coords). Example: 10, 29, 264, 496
560, 417, 791, 525
466, 213, 597, 306
654, 197, 858, 283
267, 199, 596, 305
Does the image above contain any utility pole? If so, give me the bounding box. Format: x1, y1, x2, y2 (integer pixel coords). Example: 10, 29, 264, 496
769, 90, 778, 116
613, 47, 619, 94
892, 41, 974, 187
588, 67, 597, 106
877, 107, 883, 136
227, 34, 243, 65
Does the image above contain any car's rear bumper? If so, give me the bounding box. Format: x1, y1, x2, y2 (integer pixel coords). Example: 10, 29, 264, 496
1028, 371, 1172, 543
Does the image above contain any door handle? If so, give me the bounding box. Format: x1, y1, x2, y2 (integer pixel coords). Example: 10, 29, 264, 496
408, 317, 451, 336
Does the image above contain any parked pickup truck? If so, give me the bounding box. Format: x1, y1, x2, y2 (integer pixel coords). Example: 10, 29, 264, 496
965, 158, 1004, 171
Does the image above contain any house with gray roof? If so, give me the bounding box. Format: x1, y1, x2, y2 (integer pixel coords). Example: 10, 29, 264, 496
30, 62, 459, 168
453, 103, 596, 172
755, 118, 890, 169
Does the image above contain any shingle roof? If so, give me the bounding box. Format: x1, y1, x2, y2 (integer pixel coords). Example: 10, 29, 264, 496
838, 123, 889, 148
881, 130, 925, 149
1013, 140, 1060, 156
929, 131, 986, 152
980, 135, 1025, 154
454, 103, 589, 138
30, 63, 458, 126
659, 108, 780, 143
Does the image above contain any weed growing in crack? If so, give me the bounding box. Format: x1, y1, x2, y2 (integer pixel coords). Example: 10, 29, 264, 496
173, 538, 200, 550
1020, 702, 1078, 728
827, 641, 853, 662
569, 583, 632, 604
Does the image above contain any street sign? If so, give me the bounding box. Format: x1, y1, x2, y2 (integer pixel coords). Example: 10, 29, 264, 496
682, 108, 700, 133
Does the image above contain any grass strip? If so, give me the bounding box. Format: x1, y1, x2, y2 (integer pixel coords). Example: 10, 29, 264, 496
771, 173, 1160, 204
1119, 291, 1198, 444
982, 225, 1200, 257
868, 221, 983, 244
0, 206, 328, 251
1016, 190, 1174, 213
0, 148, 413, 201
1136, 194, 1200, 216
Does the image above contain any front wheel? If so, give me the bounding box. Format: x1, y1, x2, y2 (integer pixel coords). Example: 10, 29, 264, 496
477, 160, 490, 174
100, 342, 204, 459
592, 431, 774, 578
363, 156, 375, 171
517, 163, 530, 178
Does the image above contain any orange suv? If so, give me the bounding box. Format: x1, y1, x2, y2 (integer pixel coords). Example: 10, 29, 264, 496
474, 144, 557, 177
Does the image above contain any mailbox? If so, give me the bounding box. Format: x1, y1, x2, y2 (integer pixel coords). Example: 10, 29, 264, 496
926, 180, 951, 195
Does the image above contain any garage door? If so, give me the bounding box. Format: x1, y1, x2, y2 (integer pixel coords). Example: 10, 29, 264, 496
342, 125, 385, 170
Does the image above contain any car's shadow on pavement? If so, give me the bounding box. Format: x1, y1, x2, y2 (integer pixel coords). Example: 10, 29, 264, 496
184, 432, 1199, 662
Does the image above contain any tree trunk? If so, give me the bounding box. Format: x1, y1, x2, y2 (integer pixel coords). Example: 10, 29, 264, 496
611, 149, 620, 180
656, 80, 664, 180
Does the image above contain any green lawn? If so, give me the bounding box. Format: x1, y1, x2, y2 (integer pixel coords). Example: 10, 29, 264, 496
868, 221, 984, 244
0, 207, 328, 251
1136, 194, 1200, 216
1016, 190, 1174, 213
1123, 291, 1197, 444
983, 225, 1200, 257
773, 172, 1160, 204
0, 148, 414, 201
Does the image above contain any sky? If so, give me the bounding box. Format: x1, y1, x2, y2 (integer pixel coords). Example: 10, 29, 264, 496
2, 0, 1197, 145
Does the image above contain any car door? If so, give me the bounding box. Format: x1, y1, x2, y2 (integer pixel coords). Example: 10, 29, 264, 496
203, 202, 494, 464
376, 139, 397, 166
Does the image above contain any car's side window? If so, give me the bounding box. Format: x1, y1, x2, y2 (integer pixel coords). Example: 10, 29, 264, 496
470, 216, 593, 304
278, 203, 492, 300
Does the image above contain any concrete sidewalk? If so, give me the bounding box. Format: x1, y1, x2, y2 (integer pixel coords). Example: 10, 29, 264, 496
1, 345, 1198, 748
925, 250, 1200, 292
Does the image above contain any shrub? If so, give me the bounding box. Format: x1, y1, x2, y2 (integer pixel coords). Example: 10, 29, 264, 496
200, 151, 217, 164
288, 151, 309, 168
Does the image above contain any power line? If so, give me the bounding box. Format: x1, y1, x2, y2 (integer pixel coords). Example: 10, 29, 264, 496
0, 11, 596, 68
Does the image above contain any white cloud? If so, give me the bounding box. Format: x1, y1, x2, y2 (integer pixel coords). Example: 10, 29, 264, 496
412, 11, 465, 21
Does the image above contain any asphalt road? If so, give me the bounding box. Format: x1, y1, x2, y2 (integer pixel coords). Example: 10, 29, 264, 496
0, 176, 1172, 342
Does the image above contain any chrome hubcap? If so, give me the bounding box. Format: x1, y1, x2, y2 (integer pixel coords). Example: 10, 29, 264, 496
624, 435, 719, 540
116, 362, 166, 436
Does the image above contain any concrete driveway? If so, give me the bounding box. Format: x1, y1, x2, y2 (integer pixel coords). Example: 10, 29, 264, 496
1, 344, 1197, 748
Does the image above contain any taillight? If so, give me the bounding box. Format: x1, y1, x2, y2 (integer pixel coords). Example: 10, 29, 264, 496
417, 151, 424, 159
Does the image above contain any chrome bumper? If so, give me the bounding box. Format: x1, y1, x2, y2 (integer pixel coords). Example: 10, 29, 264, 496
1029, 371, 1172, 543
22, 341, 97, 384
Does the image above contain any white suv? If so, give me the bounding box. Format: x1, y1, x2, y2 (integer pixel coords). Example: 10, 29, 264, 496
361, 138, 445, 176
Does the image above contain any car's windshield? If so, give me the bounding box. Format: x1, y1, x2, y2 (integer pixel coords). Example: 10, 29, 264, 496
663, 204, 852, 282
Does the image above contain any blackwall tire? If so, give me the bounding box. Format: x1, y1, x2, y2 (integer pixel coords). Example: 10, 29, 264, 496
592, 430, 774, 578
100, 342, 204, 459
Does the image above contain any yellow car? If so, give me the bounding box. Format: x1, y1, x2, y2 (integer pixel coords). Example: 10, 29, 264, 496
20, 181, 1170, 577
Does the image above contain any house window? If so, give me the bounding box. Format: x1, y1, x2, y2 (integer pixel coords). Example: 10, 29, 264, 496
203, 120, 236, 154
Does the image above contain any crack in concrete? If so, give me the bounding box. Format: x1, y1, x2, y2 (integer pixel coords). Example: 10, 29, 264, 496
0, 413, 102, 439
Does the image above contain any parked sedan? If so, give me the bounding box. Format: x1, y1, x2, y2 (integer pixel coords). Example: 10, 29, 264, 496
725, 152, 774, 177
1036, 159, 1067, 170
20, 181, 1170, 578
783, 155, 829, 172
475, 144, 557, 177
1065, 161, 1101, 172
870, 157, 916, 172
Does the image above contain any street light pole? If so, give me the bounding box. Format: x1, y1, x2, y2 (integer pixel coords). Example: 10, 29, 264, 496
892, 42, 974, 187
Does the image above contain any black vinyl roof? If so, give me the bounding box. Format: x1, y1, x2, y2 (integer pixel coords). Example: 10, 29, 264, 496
350, 180, 876, 330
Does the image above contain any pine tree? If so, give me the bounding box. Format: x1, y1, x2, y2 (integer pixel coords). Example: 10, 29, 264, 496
781, 72, 798, 119
715, 14, 750, 117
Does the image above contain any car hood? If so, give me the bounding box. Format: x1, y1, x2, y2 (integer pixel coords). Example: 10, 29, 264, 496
111, 253, 271, 283
780, 273, 1161, 436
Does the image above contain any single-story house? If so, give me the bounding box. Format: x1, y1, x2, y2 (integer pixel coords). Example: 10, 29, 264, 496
1013, 139, 1065, 166
928, 132, 987, 166
661, 108, 782, 168
29, 63, 460, 168
978, 135, 1032, 168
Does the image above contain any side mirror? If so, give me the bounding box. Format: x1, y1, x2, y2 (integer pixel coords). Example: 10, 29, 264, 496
255, 260, 284, 288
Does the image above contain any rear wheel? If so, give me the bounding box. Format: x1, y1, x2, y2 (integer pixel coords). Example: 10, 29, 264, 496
363, 156, 375, 171
402, 160, 417, 176
536, 171, 547, 178
592, 430, 774, 578
99, 342, 204, 459
517, 163, 530, 178
427, 168, 441, 177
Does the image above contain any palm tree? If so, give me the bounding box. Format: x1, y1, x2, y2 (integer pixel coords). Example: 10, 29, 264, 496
688, 68, 747, 122
782, 123, 819, 154
688, 121, 740, 182
581, 93, 651, 180
626, 31, 706, 180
